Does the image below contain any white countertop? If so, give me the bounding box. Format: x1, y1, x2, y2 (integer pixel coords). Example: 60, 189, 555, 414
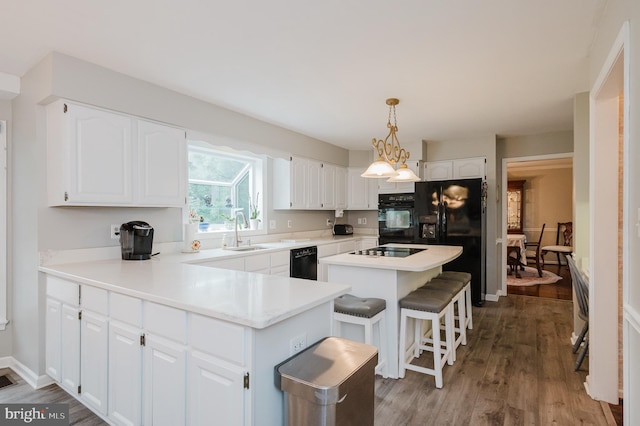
319, 244, 463, 272
39, 259, 350, 329
157, 235, 365, 264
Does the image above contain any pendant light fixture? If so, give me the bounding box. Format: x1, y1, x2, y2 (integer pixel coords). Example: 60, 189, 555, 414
361, 98, 420, 182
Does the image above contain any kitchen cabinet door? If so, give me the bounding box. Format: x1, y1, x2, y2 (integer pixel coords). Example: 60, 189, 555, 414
45, 298, 62, 382
335, 166, 348, 209
289, 157, 307, 209
137, 120, 186, 206
144, 334, 187, 426
424, 161, 453, 181
348, 168, 377, 210
108, 321, 143, 426
453, 157, 486, 179
47, 100, 133, 206
80, 310, 108, 416
307, 159, 323, 209
378, 161, 422, 194
322, 163, 336, 210
60, 304, 81, 395
188, 351, 246, 426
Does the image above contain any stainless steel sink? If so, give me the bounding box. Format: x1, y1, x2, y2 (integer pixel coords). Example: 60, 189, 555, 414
224, 245, 268, 252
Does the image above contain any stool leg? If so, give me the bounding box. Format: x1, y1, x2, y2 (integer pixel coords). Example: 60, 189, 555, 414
465, 283, 473, 330
573, 323, 588, 354
364, 321, 373, 346
414, 317, 422, 359
399, 310, 408, 378
457, 294, 467, 346
378, 312, 388, 378
432, 315, 443, 388
445, 305, 454, 366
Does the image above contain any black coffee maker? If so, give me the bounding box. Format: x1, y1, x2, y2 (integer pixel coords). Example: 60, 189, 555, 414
120, 221, 154, 260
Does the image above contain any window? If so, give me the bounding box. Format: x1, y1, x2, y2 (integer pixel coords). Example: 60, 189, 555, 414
188, 142, 264, 232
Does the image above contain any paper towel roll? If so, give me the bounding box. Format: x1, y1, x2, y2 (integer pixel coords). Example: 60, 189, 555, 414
184, 223, 200, 253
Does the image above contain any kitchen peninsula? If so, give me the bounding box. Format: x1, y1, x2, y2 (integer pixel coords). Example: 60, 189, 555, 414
320, 244, 462, 378
39, 259, 350, 426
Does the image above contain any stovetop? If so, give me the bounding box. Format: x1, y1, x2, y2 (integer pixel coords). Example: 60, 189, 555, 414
350, 246, 426, 258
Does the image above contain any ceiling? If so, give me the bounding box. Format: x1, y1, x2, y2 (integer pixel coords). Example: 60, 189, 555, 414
0, 0, 607, 150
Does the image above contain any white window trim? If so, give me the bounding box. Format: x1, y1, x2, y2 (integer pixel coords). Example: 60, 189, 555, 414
186, 141, 267, 240
0, 121, 7, 330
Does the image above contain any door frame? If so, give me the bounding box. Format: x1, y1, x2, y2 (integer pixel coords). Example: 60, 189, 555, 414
499, 152, 573, 297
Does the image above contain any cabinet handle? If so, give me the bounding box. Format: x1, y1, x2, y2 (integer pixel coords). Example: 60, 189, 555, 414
140, 334, 146, 346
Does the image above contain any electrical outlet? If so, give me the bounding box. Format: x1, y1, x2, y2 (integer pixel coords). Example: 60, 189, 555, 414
290, 333, 307, 355
326, 219, 333, 227
362, 217, 367, 225
287, 220, 292, 228
110, 224, 120, 240
357, 218, 362, 225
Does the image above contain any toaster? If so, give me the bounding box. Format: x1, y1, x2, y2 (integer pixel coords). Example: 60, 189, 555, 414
333, 224, 354, 235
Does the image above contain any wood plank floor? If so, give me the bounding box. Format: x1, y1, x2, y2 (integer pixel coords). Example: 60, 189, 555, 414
507, 263, 573, 300
374, 294, 613, 425
1, 292, 613, 425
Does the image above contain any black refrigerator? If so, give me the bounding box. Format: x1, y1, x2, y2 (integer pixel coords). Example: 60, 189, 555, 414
415, 178, 486, 306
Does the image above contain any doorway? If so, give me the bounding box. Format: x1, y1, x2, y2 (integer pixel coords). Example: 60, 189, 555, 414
500, 154, 573, 298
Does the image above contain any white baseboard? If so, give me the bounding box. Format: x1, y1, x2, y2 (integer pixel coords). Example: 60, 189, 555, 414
485, 293, 500, 302
0, 356, 54, 389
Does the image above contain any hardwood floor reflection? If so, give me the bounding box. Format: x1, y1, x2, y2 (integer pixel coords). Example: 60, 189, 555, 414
373, 294, 613, 425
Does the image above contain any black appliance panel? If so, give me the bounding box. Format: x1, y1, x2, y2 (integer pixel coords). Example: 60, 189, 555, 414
120, 221, 154, 260
415, 179, 486, 306
290, 246, 318, 281
378, 193, 418, 245
350, 246, 425, 258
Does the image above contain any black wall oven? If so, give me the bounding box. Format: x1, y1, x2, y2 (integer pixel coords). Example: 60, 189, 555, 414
290, 246, 318, 280
378, 193, 418, 244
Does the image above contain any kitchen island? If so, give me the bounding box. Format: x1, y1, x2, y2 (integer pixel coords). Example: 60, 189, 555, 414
319, 243, 462, 378
39, 259, 350, 426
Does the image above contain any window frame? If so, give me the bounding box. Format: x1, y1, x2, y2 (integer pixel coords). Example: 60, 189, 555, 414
186, 141, 266, 239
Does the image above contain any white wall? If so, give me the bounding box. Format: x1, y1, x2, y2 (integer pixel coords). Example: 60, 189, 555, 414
0, 100, 11, 358
10, 52, 350, 377
586, 0, 639, 413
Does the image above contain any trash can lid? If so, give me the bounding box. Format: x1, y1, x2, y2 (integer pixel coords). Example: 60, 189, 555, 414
276, 337, 378, 405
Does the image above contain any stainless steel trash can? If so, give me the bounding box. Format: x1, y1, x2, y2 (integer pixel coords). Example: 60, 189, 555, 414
275, 337, 378, 426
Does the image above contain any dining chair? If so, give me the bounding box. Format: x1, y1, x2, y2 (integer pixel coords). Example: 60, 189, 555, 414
566, 254, 589, 371
525, 223, 546, 277
541, 222, 573, 268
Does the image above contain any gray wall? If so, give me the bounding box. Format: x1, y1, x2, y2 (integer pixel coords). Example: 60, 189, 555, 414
10, 52, 350, 376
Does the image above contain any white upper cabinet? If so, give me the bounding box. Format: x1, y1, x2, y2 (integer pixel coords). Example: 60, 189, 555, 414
377, 160, 423, 194
46, 100, 186, 207
424, 157, 486, 181
347, 168, 377, 210
137, 120, 187, 206
334, 166, 348, 209
47, 100, 133, 205
273, 157, 347, 210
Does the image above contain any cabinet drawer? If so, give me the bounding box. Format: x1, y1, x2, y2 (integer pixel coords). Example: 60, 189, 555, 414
244, 253, 270, 272
46, 276, 79, 306
189, 314, 246, 365
81, 286, 108, 315
144, 302, 187, 344
270, 250, 290, 268
110, 292, 143, 327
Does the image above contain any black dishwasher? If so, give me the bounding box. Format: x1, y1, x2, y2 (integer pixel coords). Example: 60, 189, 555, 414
290, 246, 318, 280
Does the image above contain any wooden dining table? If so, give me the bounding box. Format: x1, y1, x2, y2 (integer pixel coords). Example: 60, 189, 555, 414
507, 234, 527, 278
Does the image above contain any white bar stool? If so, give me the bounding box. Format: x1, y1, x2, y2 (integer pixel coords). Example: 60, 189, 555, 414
333, 294, 388, 377
398, 288, 454, 389
437, 271, 473, 330
420, 278, 467, 360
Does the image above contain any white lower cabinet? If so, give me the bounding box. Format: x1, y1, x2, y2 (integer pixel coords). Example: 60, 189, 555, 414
60, 304, 81, 394
144, 334, 187, 426
80, 310, 108, 415
108, 321, 143, 426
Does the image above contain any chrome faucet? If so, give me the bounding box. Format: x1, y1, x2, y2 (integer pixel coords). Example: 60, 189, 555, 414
234, 211, 248, 247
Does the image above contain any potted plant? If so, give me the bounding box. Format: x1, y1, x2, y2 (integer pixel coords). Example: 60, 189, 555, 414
249, 193, 261, 230
220, 213, 236, 230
